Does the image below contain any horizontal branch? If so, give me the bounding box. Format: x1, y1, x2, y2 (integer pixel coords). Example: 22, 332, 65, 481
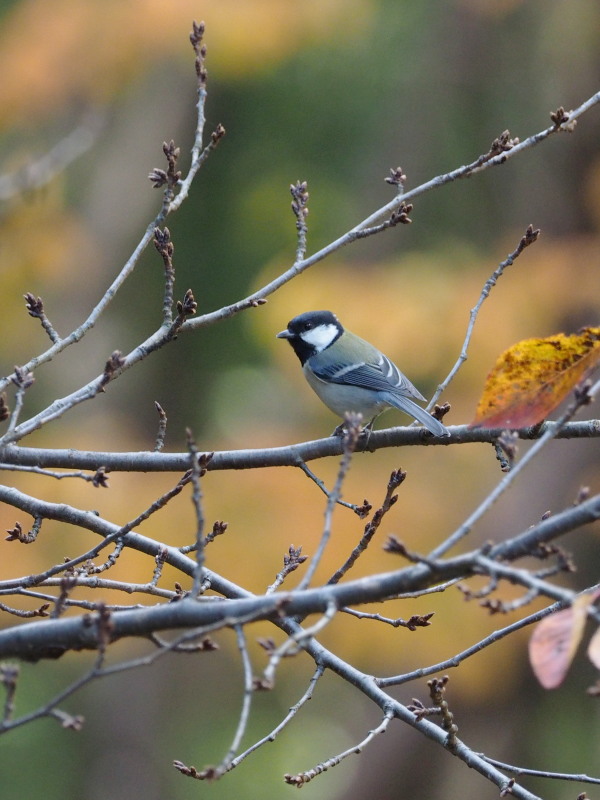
0, 488, 598, 660
0, 566, 452, 658
0, 485, 246, 601
0, 420, 597, 473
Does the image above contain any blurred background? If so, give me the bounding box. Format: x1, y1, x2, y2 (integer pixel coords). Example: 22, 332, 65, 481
0, 0, 599, 798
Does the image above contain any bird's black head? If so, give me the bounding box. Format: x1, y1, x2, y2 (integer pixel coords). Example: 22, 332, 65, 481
276, 310, 343, 364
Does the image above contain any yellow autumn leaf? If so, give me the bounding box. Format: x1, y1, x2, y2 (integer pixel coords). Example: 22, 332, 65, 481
471, 327, 600, 428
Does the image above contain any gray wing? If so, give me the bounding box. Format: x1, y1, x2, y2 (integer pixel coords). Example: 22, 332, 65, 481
312, 353, 426, 401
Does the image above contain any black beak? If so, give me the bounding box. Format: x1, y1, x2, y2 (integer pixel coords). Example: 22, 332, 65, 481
276, 329, 294, 339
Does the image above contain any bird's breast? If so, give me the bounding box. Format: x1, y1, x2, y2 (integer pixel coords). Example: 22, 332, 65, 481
303, 365, 387, 418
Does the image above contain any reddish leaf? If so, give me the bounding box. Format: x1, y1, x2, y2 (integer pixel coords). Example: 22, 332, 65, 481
471, 327, 600, 428
529, 595, 590, 689
587, 626, 600, 670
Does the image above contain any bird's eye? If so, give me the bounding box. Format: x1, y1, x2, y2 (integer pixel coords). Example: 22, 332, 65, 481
303, 322, 313, 330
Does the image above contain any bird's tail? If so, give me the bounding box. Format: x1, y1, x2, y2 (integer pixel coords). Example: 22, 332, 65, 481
384, 393, 450, 437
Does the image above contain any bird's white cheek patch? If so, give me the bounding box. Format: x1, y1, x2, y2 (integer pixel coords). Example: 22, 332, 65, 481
300, 324, 339, 352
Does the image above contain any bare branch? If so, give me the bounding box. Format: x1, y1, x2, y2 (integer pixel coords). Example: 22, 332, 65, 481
297, 414, 362, 589
378, 597, 573, 687
284, 711, 394, 787
290, 180, 309, 263
153, 401, 168, 452
1, 419, 598, 475
224, 666, 325, 772
328, 467, 406, 585
219, 625, 254, 773
430, 381, 600, 559
430, 224, 541, 407
266, 546, 308, 594
481, 758, 600, 786
23, 293, 60, 344
0, 114, 103, 204
295, 458, 370, 514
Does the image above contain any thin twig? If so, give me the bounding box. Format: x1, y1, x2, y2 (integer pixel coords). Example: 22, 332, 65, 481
341, 607, 434, 629
327, 468, 406, 585
216, 625, 254, 773
295, 459, 369, 513
481, 757, 600, 786
23, 293, 60, 344
290, 180, 309, 263
153, 226, 176, 324
430, 224, 540, 407
0, 600, 49, 618
0, 113, 103, 204
186, 431, 209, 595
153, 402, 168, 452
9, 578, 177, 602
0, 663, 19, 723
225, 665, 325, 772
0, 472, 191, 589
392, 578, 463, 599
430, 377, 600, 558
377, 596, 572, 687
0, 620, 108, 733
262, 602, 337, 688
297, 415, 362, 590
284, 711, 394, 787
266, 546, 308, 594
0, 463, 107, 482
169, 22, 226, 212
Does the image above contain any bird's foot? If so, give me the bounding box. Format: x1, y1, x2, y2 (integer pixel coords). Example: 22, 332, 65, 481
331, 422, 347, 437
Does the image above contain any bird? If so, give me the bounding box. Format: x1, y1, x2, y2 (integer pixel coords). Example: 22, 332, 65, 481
277, 310, 449, 437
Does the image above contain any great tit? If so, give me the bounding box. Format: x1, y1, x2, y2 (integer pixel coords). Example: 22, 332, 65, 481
277, 310, 449, 437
